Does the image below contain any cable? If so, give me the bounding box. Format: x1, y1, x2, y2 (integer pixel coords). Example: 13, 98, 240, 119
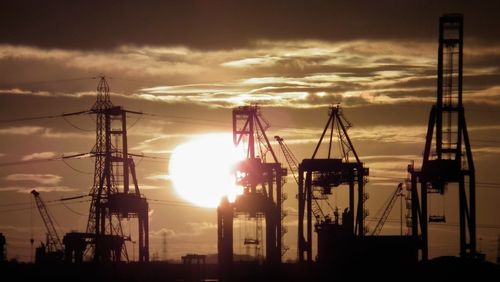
369, 172, 500, 189
128, 153, 169, 160
0, 151, 164, 168
62, 115, 94, 131
134, 156, 145, 168
138, 111, 230, 127
62, 158, 93, 174
366, 217, 500, 230
60, 194, 89, 201
0, 157, 61, 167
60, 201, 88, 217
0, 110, 90, 123
127, 114, 143, 130
0, 199, 90, 213
0, 114, 63, 123
0, 194, 90, 209
0, 152, 91, 167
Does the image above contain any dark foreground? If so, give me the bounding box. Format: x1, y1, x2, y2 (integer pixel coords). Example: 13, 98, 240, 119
1, 257, 498, 282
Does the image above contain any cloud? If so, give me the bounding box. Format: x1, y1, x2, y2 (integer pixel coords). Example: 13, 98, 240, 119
0, 126, 44, 135
138, 185, 165, 190
1, 1, 500, 50
0, 186, 78, 193
0, 88, 51, 96
350, 126, 427, 143
277, 125, 429, 145
131, 134, 193, 152
0, 38, 499, 109
362, 154, 421, 161
150, 221, 217, 240
186, 221, 217, 231
6, 173, 62, 184
0, 125, 92, 139
21, 151, 57, 161
222, 56, 279, 68
472, 147, 500, 154
40, 128, 92, 139
465, 86, 500, 105
150, 227, 176, 239
146, 174, 171, 181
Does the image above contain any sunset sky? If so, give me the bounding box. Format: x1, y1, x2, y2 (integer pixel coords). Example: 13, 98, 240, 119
0, 1, 499, 262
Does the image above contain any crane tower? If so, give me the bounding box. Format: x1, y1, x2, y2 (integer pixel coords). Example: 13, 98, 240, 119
408, 14, 476, 260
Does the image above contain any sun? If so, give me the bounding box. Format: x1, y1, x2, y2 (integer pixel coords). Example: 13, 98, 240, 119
168, 133, 244, 208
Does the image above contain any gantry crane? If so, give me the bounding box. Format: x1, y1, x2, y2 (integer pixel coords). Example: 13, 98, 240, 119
297, 105, 369, 263
31, 189, 64, 262
408, 14, 476, 260
218, 106, 286, 267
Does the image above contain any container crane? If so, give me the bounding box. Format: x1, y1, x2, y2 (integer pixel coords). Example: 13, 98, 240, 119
31, 189, 64, 262
218, 106, 286, 267
297, 106, 369, 263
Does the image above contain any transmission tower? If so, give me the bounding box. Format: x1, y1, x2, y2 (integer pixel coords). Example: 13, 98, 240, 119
162, 231, 167, 261
85, 76, 123, 261
84, 76, 149, 262
86, 76, 113, 235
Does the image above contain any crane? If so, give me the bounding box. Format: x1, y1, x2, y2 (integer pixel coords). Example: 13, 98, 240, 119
370, 183, 404, 236
274, 136, 326, 223
31, 190, 64, 254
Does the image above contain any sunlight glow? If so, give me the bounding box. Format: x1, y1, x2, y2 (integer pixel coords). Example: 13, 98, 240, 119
168, 133, 244, 208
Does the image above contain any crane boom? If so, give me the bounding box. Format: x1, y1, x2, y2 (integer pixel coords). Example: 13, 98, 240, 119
31, 190, 63, 252
371, 183, 403, 236
274, 136, 299, 184
274, 136, 325, 222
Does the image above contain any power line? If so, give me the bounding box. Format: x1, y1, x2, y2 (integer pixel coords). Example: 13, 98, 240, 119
0, 151, 166, 168
3, 108, 500, 145
0, 199, 90, 213
0, 193, 89, 209
369, 172, 500, 188
61, 115, 94, 131
366, 217, 500, 230
0, 110, 90, 123
0, 152, 92, 167
60, 194, 89, 201
0, 114, 66, 123
0, 157, 63, 167
61, 158, 93, 174
128, 153, 169, 160
60, 201, 88, 217
127, 114, 143, 131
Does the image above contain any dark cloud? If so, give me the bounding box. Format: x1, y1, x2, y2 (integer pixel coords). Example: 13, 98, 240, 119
1, 0, 499, 50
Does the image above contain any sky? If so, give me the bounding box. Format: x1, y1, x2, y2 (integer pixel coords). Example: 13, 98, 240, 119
0, 0, 499, 263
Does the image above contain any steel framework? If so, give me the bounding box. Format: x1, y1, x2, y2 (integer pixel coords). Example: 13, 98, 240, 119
31, 190, 64, 253
298, 105, 368, 263
218, 106, 286, 267
408, 14, 476, 260
85, 77, 149, 262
